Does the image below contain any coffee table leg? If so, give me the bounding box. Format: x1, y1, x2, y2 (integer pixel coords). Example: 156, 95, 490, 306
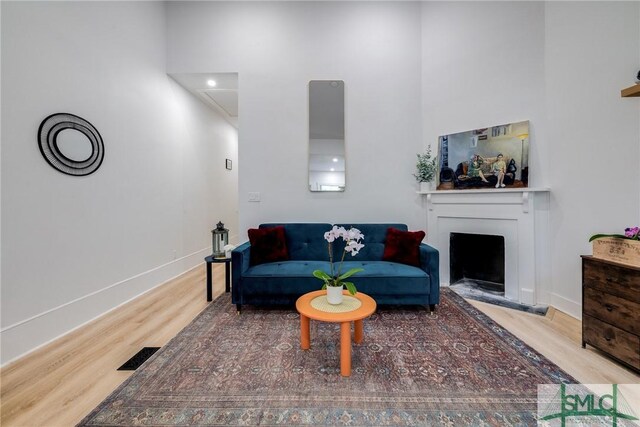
354, 319, 364, 344
340, 322, 351, 377
300, 315, 310, 350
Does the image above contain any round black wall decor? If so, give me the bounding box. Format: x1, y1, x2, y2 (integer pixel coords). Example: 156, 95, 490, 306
38, 113, 105, 176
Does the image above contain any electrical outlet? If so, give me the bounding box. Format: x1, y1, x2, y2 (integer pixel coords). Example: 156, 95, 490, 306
248, 192, 261, 202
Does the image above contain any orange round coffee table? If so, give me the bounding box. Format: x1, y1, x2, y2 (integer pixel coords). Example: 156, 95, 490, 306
296, 290, 376, 377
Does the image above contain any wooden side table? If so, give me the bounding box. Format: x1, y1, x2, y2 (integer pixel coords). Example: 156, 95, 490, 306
296, 290, 376, 377
204, 255, 231, 302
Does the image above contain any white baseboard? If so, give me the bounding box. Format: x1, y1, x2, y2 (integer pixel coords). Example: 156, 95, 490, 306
0, 247, 210, 367
550, 292, 581, 320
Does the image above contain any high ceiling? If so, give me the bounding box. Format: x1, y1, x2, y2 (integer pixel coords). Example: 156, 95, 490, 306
169, 72, 238, 128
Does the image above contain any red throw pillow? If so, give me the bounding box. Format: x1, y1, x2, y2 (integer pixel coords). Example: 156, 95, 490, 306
382, 227, 426, 267
248, 226, 290, 265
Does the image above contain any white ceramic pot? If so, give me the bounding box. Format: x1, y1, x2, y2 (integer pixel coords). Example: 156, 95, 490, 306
419, 181, 434, 192
326, 285, 344, 305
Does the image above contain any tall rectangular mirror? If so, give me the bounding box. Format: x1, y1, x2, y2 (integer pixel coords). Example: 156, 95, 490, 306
308, 80, 345, 192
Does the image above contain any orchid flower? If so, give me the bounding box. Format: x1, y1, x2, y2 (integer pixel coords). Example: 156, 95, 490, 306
345, 242, 365, 256
347, 228, 364, 241
314, 226, 365, 295
335, 226, 347, 239
625, 227, 640, 239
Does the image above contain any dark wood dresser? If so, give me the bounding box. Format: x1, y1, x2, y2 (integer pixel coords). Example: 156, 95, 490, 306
581, 255, 640, 372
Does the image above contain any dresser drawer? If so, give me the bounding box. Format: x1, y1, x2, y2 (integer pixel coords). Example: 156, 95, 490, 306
583, 315, 640, 369
584, 288, 640, 336
583, 258, 640, 303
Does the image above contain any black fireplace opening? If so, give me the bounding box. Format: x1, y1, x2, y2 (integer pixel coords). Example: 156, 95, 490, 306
450, 232, 505, 293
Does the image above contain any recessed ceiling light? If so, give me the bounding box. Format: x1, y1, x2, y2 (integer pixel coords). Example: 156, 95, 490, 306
332, 158, 338, 162
330, 168, 335, 172
207, 80, 217, 87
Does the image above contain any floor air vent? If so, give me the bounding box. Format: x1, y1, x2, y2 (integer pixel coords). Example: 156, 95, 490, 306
117, 347, 160, 371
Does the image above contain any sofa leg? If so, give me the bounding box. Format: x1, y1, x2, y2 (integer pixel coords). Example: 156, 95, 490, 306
236, 304, 241, 315
429, 304, 436, 315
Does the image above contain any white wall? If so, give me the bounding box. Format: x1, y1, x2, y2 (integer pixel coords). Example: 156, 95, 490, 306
422, 1, 640, 318
1, 1, 238, 364
422, 2, 547, 186
167, 1, 424, 239
544, 2, 640, 317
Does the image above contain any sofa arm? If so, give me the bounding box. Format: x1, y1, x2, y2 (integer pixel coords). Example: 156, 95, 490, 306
232, 242, 251, 304
419, 243, 440, 305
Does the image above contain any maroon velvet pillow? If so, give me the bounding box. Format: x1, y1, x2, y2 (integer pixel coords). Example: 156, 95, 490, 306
248, 226, 290, 266
382, 227, 426, 267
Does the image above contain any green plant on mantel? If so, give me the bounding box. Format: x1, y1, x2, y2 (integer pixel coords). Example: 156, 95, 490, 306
413, 146, 437, 183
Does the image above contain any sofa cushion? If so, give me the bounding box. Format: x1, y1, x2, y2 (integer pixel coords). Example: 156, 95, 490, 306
240, 275, 429, 298
354, 278, 430, 296
241, 261, 429, 298
245, 260, 332, 277
382, 227, 426, 267
333, 224, 408, 261
248, 226, 289, 266
260, 223, 332, 261
340, 261, 427, 278
342, 260, 429, 296
242, 261, 331, 297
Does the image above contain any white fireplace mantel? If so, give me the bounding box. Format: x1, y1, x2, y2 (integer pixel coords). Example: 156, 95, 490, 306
418, 187, 550, 195
421, 188, 551, 306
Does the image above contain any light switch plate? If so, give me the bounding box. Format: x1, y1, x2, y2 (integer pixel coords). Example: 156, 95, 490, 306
248, 192, 261, 202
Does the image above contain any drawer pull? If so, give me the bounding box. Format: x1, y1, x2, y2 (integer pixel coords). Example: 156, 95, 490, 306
605, 304, 614, 312
604, 336, 612, 342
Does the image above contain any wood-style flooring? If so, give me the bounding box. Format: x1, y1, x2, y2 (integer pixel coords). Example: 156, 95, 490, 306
1, 266, 638, 426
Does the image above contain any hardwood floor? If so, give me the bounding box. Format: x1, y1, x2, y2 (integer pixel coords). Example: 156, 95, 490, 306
467, 300, 640, 409
1, 270, 639, 426
1, 264, 213, 427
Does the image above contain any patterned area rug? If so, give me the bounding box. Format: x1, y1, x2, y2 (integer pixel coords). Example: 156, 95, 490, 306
78, 289, 575, 426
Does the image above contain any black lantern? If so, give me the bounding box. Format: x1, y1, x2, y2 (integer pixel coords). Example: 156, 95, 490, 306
212, 221, 229, 258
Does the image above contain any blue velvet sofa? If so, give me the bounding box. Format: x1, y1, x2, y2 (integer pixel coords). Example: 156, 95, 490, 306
231, 223, 439, 312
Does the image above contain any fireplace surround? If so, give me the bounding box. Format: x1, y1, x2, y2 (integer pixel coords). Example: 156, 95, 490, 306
422, 188, 550, 306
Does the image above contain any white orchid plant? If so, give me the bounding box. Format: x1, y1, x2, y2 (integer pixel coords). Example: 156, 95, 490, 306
312, 226, 365, 295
